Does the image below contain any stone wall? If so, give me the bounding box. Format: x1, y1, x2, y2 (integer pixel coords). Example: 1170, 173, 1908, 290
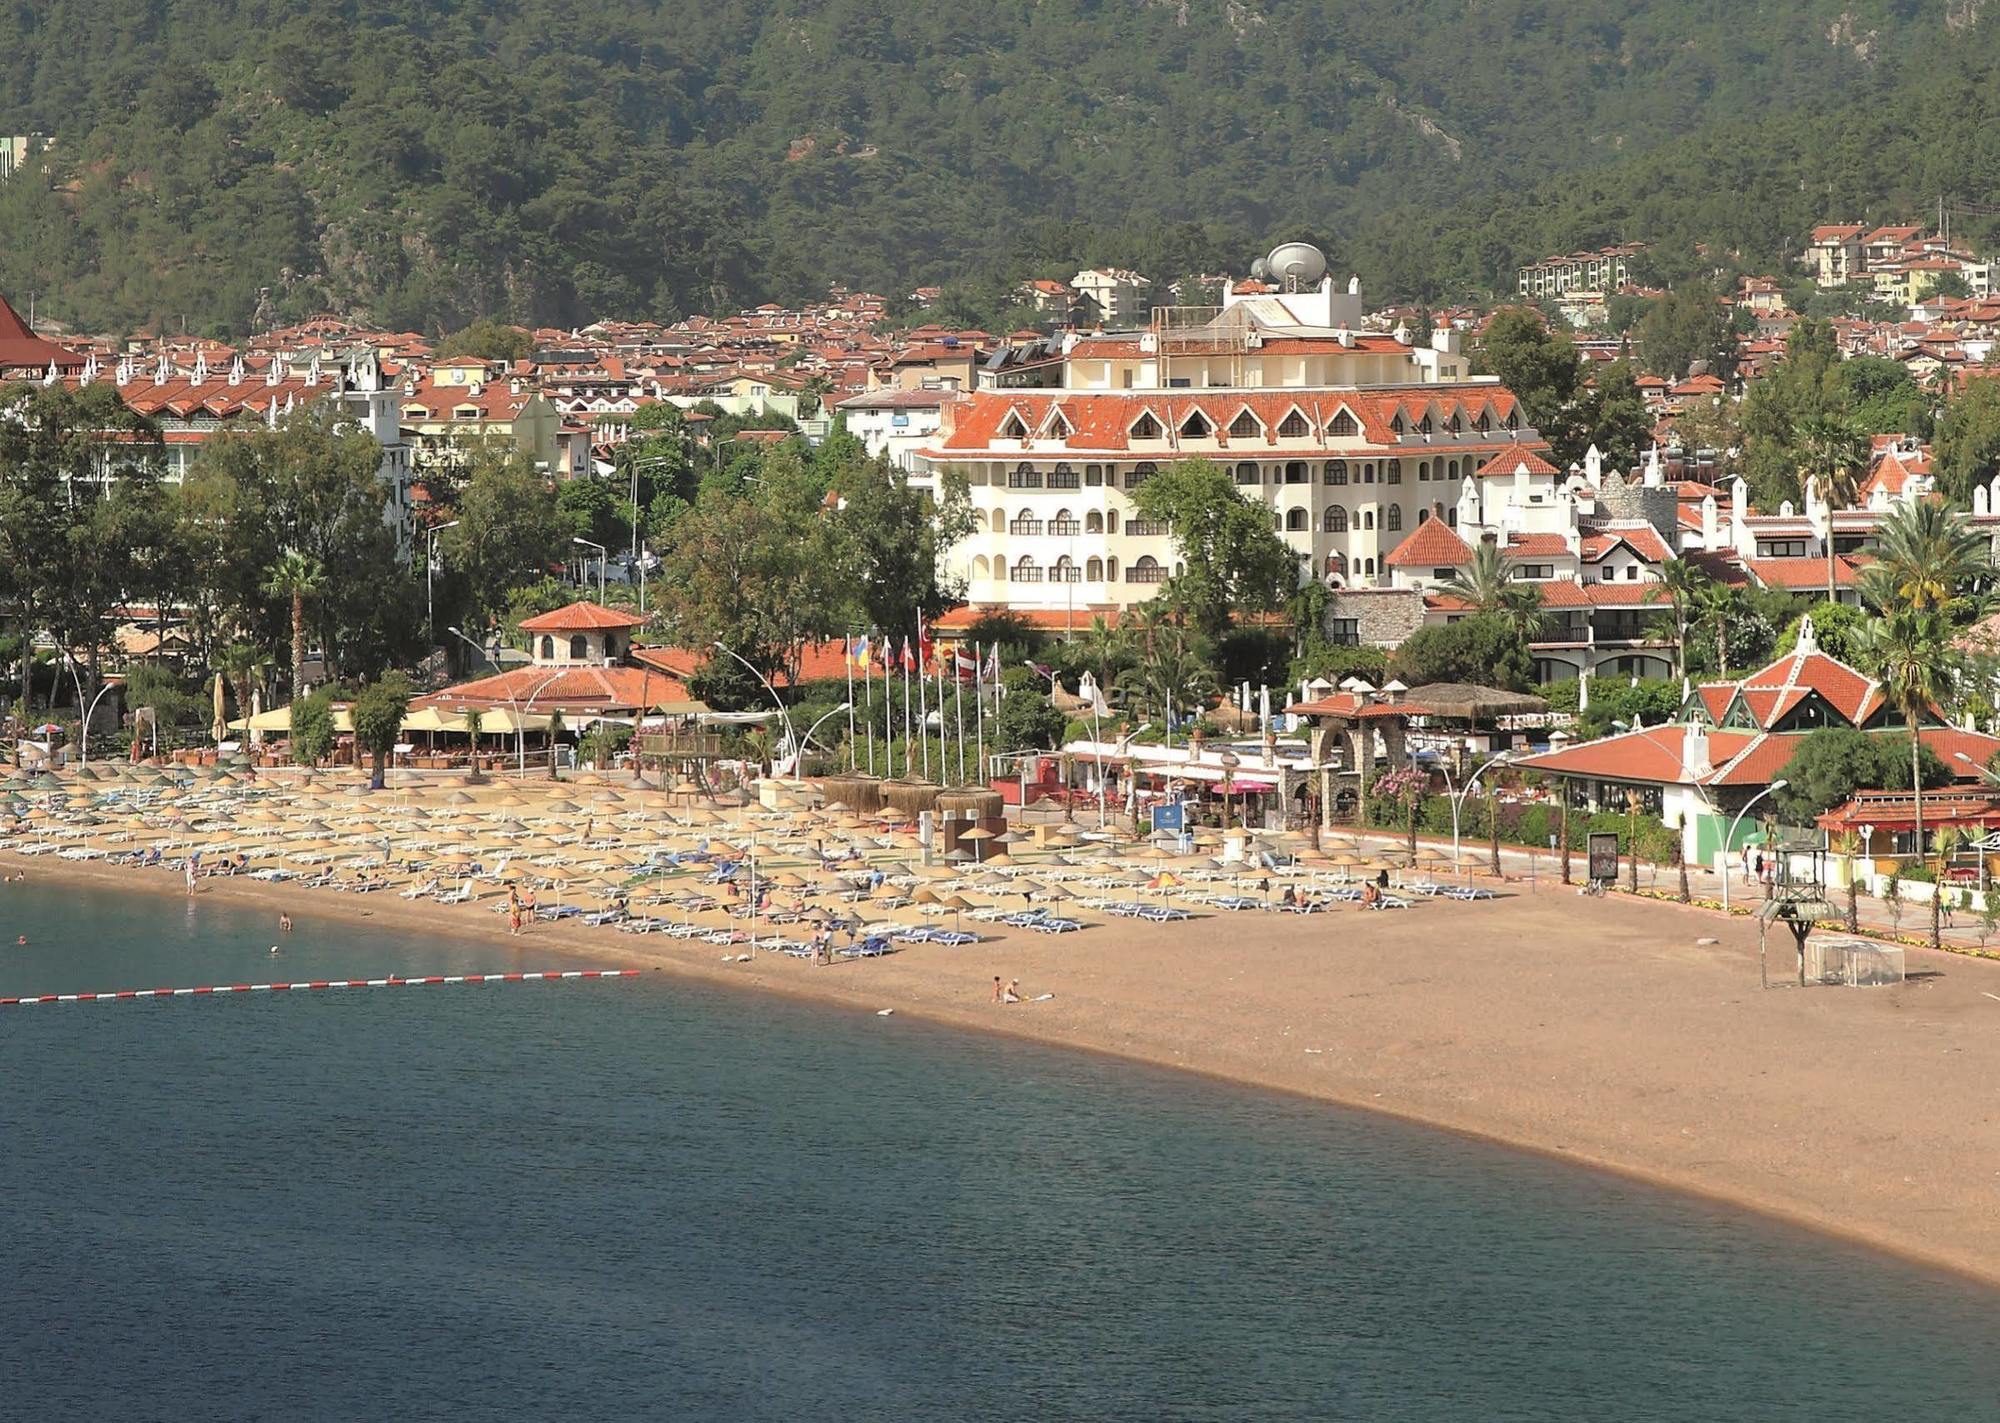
1324, 588, 1426, 649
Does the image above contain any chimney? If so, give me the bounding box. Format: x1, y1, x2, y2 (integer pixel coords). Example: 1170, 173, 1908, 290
1681, 724, 1711, 780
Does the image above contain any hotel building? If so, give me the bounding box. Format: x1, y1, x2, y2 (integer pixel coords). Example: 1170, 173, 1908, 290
911, 273, 1552, 614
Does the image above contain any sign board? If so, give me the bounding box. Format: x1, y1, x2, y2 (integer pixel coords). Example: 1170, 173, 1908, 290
1587, 832, 1621, 884
1151, 801, 1186, 834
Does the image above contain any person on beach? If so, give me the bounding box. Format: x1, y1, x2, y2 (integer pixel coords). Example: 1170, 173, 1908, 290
1003, 979, 1022, 1004
279, 912, 292, 934
993, 976, 1004, 1004
508, 886, 523, 937
1361, 880, 1381, 908
185, 861, 198, 897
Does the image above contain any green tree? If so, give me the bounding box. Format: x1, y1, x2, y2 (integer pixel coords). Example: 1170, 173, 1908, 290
1794, 412, 1869, 604
556, 477, 624, 551
990, 685, 1066, 752
1576, 360, 1654, 474
835, 463, 975, 638
1857, 499, 1994, 623
1128, 458, 1295, 640
435, 319, 534, 362
1933, 377, 2000, 506
1439, 542, 1545, 642
262, 548, 326, 699
1655, 558, 1708, 680
289, 686, 336, 767
1391, 614, 1535, 691
1116, 620, 1217, 743
443, 448, 564, 635
1637, 284, 1736, 382
350, 673, 414, 789
1860, 609, 1962, 847
1773, 728, 1946, 821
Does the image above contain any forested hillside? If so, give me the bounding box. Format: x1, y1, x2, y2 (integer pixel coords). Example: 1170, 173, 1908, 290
0, 0, 1990, 334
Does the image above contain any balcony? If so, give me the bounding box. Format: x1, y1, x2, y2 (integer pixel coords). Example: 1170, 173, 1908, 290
1047, 518, 1082, 537
1125, 565, 1168, 584
1008, 518, 1044, 536
1126, 519, 1170, 537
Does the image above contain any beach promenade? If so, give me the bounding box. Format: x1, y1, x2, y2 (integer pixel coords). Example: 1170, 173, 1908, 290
7, 766, 2000, 1289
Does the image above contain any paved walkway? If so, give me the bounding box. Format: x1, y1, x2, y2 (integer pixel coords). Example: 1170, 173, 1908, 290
1336, 826, 2000, 955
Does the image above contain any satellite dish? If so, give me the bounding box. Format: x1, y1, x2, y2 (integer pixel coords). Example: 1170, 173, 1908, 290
1265, 242, 1328, 291
1249, 258, 1272, 281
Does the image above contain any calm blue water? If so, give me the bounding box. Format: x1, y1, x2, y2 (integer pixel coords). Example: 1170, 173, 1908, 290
2, 881, 1997, 1421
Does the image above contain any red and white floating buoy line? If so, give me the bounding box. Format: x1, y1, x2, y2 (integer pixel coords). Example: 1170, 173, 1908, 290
0, 968, 641, 1006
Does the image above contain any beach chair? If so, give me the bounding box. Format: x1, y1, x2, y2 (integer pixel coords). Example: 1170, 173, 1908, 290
583, 907, 628, 927
1138, 905, 1191, 922
433, 884, 473, 905
1445, 885, 1496, 901
1029, 917, 1082, 934
925, 930, 978, 947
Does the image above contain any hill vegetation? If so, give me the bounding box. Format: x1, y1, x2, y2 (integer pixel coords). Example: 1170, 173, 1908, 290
0, 0, 1992, 334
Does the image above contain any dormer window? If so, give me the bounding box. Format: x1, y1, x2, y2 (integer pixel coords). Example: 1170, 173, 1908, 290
1179, 409, 1212, 439
1130, 412, 1162, 440
1278, 409, 1310, 438
998, 409, 1030, 439
1330, 409, 1358, 437
1229, 409, 1262, 439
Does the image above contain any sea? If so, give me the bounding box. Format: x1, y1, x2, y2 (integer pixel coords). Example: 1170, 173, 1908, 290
2, 879, 1997, 1421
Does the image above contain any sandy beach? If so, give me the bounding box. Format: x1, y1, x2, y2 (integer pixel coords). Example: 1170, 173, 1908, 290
14, 848, 2000, 1288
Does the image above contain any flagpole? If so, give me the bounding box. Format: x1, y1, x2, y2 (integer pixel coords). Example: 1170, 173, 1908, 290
974, 640, 985, 787
883, 640, 894, 776
863, 638, 875, 776
918, 618, 930, 784
933, 653, 944, 786
902, 641, 913, 775
845, 635, 856, 771
955, 657, 966, 784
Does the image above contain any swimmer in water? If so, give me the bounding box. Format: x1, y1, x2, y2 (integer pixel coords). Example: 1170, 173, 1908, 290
269, 944, 281, 956
15, 935, 25, 946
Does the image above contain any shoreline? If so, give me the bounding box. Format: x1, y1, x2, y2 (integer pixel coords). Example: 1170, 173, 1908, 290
15, 850, 2000, 1293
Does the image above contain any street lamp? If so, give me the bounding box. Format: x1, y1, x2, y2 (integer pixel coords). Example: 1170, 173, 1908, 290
1442, 752, 1513, 868
711, 640, 798, 776
1722, 779, 1787, 911
572, 536, 607, 602
446, 626, 561, 774
793, 701, 852, 775
425, 519, 459, 645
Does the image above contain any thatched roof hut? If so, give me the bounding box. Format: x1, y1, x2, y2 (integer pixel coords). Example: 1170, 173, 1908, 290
1400, 683, 1550, 722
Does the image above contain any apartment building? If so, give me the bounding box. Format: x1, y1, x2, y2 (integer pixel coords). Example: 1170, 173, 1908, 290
911, 267, 1550, 616
1516, 244, 1643, 301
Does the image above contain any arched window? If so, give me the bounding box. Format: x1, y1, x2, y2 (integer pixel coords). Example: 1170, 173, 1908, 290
1085, 465, 1104, 487
1126, 462, 1155, 489
972, 555, 990, 579
1049, 507, 1078, 535
1106, 510, 1120, 534
994, 558, 1008, 582
1387, 460, 1402, 484
1234, 461, 1260, 486
1049, 462, 1079, 489
1386, 505, 1402, 532
1447, 508, 1458, 527
1330, 409, 1358, 437
1325, 460, 1348, 485
1284, 461, 1309, 484
1363, 557, 1376, 576
1009, 461, 1041, 489
991, 507, 1006, 534
1447, 458, 1460, 479
1106, 556, 1119, 581
1417, 507, 1429, 524
569, 634, 588, 661
1053, 556, 1079, 583
1286, 508, 1308, 531
1418, 460, 1430, 482
1129, 555, 1165, 584
539, 636, 555, 661
1362, 463, 1376, 484
1363, 510, 1375, 530
1324, 506, 1348, 532
1087, 557, 1103, 581
1086, 510, 1104, 534
1012, 556, 1040, 582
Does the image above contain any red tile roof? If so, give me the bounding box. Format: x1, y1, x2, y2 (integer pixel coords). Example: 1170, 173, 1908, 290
1475, 449, 1561, 478
1504, 532, 1569, 558
421, 663, 700, 713
1384, 518, 1474, 568
518, 602, 648, 633
0, 292, 85, 372
1742, 556, 1864, 590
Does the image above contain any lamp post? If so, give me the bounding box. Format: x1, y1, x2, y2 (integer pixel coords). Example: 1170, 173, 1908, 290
572, 536, 607, 602
1721, 779, 1787, 911
1442, 753, 1513, 869
712, 640, 798, 776
793, 701, 852, 775
447, 625, 562, 774
425, 519, 459, 645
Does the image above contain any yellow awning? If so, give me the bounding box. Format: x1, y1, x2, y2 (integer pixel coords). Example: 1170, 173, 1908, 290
230, 703, 354, 733
476, 707, 553, 734
401, 707, 470, 734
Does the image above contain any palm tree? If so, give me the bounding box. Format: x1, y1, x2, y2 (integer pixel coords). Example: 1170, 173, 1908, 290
1858, 499, 1995, 619
1930, 826, 1958, 952
1655, 558, 1708, 681
1829, 828, 1861, 932
1116, 624, 1216, 747
1074, 614, 1131, 697
1692, 578, 1743, 676
1796, 413, 1868, 605
1861, 607, 1960, 849
213, 641, 272, 731
262, 548, 327, 698
1441, 542, 1545, 642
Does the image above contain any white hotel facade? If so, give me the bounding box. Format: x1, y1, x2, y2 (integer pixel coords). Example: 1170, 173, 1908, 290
911, 277, 1550, 614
